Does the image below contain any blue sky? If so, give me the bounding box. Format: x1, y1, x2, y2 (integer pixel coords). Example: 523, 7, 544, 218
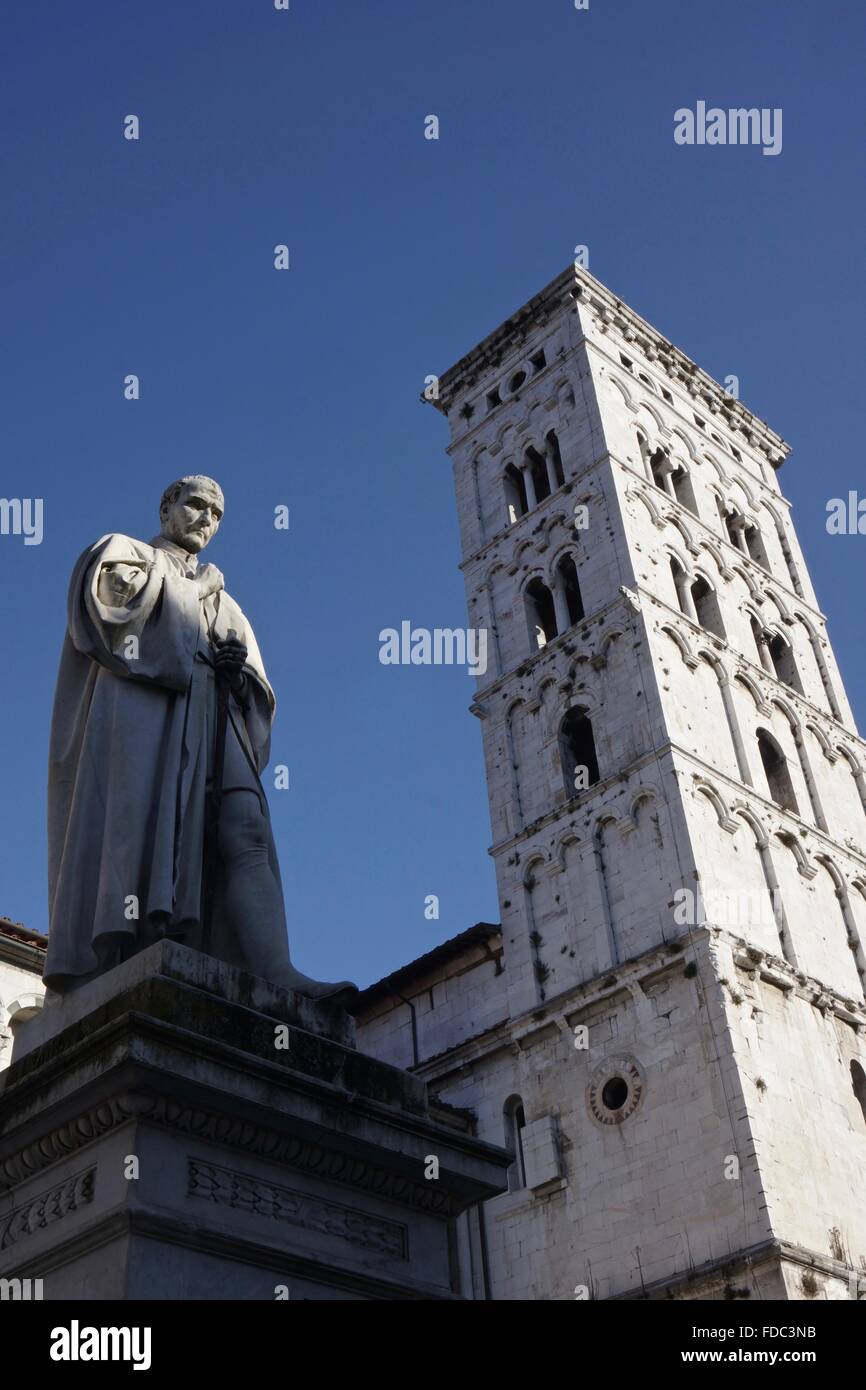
1, 0, 864, 988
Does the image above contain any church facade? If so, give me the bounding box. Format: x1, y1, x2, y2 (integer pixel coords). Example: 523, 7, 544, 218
355, 265, 866, 1301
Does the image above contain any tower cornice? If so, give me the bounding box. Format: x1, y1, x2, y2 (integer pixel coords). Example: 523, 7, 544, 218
430, 265, 790, 471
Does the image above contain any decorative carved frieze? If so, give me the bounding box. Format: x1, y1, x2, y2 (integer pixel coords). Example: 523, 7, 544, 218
0, 1167, 95, 1250
188, 1158, 408, 1260
0, 1093, 460, 1218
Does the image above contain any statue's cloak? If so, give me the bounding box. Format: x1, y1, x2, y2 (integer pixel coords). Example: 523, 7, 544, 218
45, 533, 277, 988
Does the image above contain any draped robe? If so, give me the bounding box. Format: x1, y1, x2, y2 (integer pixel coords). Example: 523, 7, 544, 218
45, 533, 279, 988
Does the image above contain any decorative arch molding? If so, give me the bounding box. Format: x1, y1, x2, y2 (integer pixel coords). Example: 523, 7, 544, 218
763, 588, 794, 626
505, 696, 527, 724
522, 853, 548, 889
694, 781, 739, 833
696, 645, 731, 680
759, 497, 787, 533
593, 808, 632, 840
792, 609, 822, 644
835, 741, 862, 774
813, 853, 848, 898
659, 621, 697, 667
547, 542, 582, 584
521, 433, 546, 464
728, 474, 757, 510
729, 563, 764, 604
627, 486, 666, 529
552, 830, 581, 872
607, 373, 636, 409
692, 563, 722, 593
734, 669, 772, 714
560, 684, 602, 720
597, 625, 625, 658
663, 542, 692, 577
517, 565, 548, 598
496, 421, 517, 453
774, 831, 818, 880
535, 674, 560, 702
697, 536, 732, 579
514, 540, 537, 570
769, 694, 802, 733
665, 512, 701, 556
804, 722, 837, 761
534, 676, 567, 734
635, 399, 666, 435
705, 458, 733, 489
670, 427, 699, 462
629, 785, 661, 819
743, 600, 767, 629
731, 803, 770, 849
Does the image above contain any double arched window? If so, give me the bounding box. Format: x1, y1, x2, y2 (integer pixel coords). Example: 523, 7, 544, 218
523, 556, 584, 650
503, 430, 566, 524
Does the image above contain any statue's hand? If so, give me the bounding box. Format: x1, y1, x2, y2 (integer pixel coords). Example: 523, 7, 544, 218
214, 636, 248, 693
195, 564, 224, 599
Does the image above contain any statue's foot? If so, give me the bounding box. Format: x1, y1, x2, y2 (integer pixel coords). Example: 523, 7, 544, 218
278, 965, 359, 1008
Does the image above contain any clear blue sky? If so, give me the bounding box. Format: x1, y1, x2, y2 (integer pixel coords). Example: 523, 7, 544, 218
1, 0, 864, 988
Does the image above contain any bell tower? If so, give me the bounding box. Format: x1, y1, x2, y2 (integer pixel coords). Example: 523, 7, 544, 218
419, 264, 866, 1299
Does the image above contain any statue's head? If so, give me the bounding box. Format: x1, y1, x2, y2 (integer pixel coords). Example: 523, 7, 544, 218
159, 476, 224, 554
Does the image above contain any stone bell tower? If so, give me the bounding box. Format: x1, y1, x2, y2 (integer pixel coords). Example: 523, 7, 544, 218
395, 263, 866, 1299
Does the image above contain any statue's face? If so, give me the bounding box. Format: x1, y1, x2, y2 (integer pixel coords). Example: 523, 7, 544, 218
161, 481, 223, 554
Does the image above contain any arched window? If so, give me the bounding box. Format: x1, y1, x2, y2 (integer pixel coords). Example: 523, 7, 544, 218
504, 1095, 527, 1191
744, 524, 770, 570
691, 576, 726, 639
670, 557, 690, 617
768, 633, 803, 693
750, 615, 769, 670
526, 446, 550, 505
525, 578, 557, 649
504, 464, 528, 525
757, 729, 799, 813
636, 430, 652, 480
671, 465, 699, 518
649, 447, 669, 492
851, 1061, 866, 1127
559, 707, 600, 794
546, 430, 565, 489
556, 554, 584, 626
718, 500, 744, 550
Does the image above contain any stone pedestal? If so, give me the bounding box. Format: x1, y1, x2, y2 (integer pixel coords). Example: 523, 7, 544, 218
0, 942, 509, 1299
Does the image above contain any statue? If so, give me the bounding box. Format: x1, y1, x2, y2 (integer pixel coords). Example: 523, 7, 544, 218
44, 475, 355, 1004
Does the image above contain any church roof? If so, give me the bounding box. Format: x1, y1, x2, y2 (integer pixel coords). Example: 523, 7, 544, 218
0, 916, 47, 948
353, 921, 501, 1010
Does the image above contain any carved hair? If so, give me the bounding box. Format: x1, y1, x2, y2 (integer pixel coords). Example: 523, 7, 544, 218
159, 475, 224, 521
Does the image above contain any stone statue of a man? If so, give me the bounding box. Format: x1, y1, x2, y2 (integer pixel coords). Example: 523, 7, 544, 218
45, 475, 354, 1003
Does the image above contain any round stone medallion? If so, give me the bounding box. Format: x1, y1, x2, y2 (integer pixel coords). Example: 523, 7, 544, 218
586, 1054, 645, 1126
